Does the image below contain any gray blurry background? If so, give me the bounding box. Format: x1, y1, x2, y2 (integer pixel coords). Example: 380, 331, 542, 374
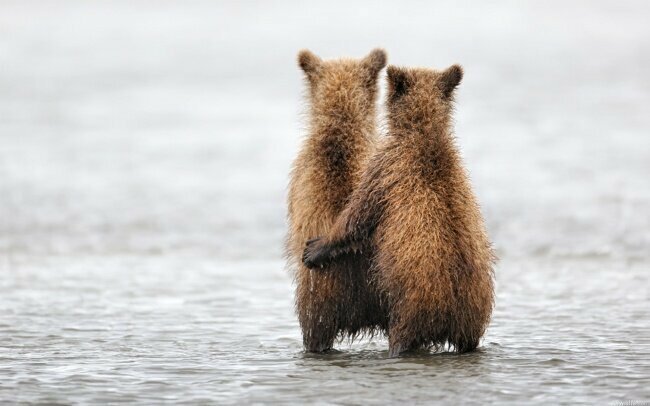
1, 1, 648, 404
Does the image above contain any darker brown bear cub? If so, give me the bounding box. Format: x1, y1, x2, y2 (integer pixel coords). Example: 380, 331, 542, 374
303, 64, 495, 357
287, 49, 388, 352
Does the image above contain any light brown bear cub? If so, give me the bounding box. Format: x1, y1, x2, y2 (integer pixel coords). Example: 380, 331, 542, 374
287, 49, 388, 352
303, 64, 495, 357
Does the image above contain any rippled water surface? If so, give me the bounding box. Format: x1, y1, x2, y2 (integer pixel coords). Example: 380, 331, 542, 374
1, 1, 649, 404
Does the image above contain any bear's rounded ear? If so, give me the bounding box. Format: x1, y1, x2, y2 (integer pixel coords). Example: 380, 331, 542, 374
438, 64, 463, 98
362, 48, 387, 76
387, 66, 410, 103
297, 49, 322, 79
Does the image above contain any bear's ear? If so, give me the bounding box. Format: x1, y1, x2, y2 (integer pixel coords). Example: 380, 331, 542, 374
362, 48, 387, 76
438, 64, 463, 98
297, 49, 322, 80
387, 66, 410, 103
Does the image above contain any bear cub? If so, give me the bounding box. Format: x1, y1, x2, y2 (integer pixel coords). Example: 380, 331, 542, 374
287, 49, 389, 352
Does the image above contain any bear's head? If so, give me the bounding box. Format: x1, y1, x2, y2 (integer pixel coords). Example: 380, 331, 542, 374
297, 49, 387, 121
385, 64, 463, 133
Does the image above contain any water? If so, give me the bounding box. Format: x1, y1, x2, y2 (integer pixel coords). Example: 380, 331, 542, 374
1, 1, 649, 404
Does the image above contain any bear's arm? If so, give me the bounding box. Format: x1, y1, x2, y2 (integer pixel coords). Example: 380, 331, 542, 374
302, 159, 388, 268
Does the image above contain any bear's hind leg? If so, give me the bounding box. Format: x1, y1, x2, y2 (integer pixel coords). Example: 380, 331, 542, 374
302, 322, 336, 353
298, 296, 339, 353
300, 304, 338, 353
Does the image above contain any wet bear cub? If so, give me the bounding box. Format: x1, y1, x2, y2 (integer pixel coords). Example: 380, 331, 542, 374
303, 64, 495, 357
287, 49, 388, 352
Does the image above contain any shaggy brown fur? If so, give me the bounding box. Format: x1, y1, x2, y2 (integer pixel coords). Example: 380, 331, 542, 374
287, 49, 389, 352
303, 64, 495, 357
